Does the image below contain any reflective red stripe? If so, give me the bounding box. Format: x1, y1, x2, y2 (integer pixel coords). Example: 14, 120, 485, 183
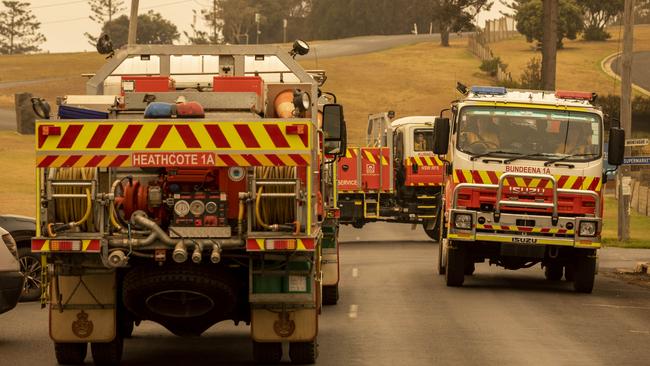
56, 125, 83, 149
86, 124, 113, 148
264, 124, 290, 148
86, 155, 106, 167
31, 239, 46, 252
86, 240, 101, 252
38, 155, 58, 168
571, 176, 584, 190
219, 154, 238, 166
289, 154, 308, 166
62, 155, 81, 167
456, 170, 467, 183
204, 125, 231, 148
235, 125, 260, 148
588, 177, 600, 191
557, 175, 569, 188
175, 125, 201, 148
471, 170, 482, 184
117, 125, 142, 148
242, 154, 261, 166
265, 154, 286, 166
146, 125, 172, 148
108, 155, 129, 167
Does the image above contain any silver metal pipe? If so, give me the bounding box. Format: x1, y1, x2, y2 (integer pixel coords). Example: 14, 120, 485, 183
173, 241, 188, 263
259, 193, 297, 198
255, 181, 298, 186
51, 194, 91, 198
51, 181, 94, 187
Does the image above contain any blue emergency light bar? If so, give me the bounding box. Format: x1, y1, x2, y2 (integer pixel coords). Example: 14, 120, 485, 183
471, 86, 507, 95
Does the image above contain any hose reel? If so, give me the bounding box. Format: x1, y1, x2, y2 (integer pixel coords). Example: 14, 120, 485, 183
254, 166, 300, 232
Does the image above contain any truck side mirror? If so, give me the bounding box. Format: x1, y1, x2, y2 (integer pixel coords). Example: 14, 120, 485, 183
607, 127, 625, 166
322, 104, 346, 156
433, 117, 450, 155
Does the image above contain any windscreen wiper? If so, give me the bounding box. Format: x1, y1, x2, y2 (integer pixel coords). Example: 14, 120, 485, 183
469, 150, 521, 161
543, 153, 598, 166
503, 153, 557, 164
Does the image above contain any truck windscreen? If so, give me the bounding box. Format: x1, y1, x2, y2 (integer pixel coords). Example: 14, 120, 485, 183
457, 106, 602, 162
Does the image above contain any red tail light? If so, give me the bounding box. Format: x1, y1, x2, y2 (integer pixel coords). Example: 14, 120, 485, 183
265, 239, 297, 250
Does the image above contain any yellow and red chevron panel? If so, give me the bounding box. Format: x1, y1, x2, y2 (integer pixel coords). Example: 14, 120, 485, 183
338, 148, 362, 192
360, 147, 391, 191
476, 224, 574, 235
453, 169, 602, 192
31, 238, 101, 253
405, 155, 444, 187
246, 237, 316, 251
36, 121, 312, 168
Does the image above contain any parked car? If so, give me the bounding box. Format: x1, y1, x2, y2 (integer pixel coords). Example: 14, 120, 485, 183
0, 215, 40, 301
0, 228, 24, 314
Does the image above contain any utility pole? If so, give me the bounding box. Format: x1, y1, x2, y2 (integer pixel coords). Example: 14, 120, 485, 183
127, 0, 139, 46
108, 0, 112, 22
212, 0, 217, 43
283, 18, 287, 43
255, 13, 261, 44
541, 0, 558, 90
618, 0, 635, 241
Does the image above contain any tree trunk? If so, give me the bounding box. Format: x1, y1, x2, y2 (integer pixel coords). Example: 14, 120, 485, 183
441, 28, 450, 47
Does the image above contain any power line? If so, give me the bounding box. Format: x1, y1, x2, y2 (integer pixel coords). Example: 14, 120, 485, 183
40, 0, 195, 26
32, 0, 87, 9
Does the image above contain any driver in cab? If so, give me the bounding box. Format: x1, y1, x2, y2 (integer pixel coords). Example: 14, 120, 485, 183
460, 116, 500, 151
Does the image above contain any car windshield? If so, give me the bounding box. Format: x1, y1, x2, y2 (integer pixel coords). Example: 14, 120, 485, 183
457, 106, 601, 162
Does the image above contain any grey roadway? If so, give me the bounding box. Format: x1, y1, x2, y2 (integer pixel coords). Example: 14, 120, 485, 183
610, 51, 650, 93
0, 33, 455, 131
2, 223, 650, 365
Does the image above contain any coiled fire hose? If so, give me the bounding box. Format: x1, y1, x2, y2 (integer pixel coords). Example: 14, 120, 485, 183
254, 166, 299, 233
48, 168, 95, 235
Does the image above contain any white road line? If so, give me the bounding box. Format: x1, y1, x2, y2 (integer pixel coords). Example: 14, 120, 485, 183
583, 303, 650, 310
352, 268, 358, 278
629, 330, 650, 334
348, 304, 358, 319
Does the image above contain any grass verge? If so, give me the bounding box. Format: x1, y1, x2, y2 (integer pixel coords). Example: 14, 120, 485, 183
602, 196, 650, 248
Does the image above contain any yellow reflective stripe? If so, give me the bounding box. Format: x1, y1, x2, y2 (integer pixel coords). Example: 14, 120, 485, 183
257, 239, 265, 251
478, 170, 491, 184
297, 239, 306, 250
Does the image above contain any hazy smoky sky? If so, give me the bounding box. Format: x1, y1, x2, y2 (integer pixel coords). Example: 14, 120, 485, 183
30, 0, 508, 53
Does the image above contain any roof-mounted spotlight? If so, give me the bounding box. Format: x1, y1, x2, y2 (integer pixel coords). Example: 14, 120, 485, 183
96, 33, 114, 57
290, 39, 310, 58
293, 89, 311, 113
456, 82, 469, 96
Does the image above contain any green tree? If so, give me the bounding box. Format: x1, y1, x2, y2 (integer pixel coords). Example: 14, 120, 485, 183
102, 11, 180, 49
514, 0, 583, 48
0, 1, 46, 54
577, 0, 623, 41
431, 0, 493, 47
85, 0, 125, 45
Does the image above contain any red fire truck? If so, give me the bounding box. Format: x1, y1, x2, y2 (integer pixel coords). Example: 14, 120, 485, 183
431, 85, 625, 293
337, 113, 444, 238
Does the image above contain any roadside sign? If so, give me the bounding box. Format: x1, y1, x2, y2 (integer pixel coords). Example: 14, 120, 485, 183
625, 138, 649, 147
623, 156, 650, 165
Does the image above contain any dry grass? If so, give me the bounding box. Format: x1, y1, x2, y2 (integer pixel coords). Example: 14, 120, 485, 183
0, 131, 35, 216
0, 52, 104, 83
0, 76, 90, 109
299, 38, 492, 145
489, 24, 650, 97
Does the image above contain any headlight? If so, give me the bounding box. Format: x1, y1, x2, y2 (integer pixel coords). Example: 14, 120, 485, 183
174, 200, 190, 217
454, 213, 472, 229
579, 221, 597, 237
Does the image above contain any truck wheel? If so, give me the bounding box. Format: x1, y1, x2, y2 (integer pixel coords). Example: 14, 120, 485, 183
91, 336, 123, 366
54, 342, 87, 365
252, 341, 282, 364
544, 264, 563, 281
352, 220, 364, 229
322, 285, 339, 305
18, 247, 42, 302
436, 240, 446, 275
573, 253, 596, 293
464, 261, 475, 276
289, 340, 318, 364
445, 242, 465, 287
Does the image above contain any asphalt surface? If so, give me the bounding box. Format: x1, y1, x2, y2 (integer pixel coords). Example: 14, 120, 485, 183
296, 33, 458, 61
1, 223, 650, 365
610, 51, 650, 92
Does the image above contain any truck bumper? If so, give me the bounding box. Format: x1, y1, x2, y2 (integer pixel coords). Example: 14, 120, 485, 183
0, 271, 24, 314
448, 209, 601, 249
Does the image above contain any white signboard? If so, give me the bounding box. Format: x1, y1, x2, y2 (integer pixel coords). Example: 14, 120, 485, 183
625, 138, 649, 147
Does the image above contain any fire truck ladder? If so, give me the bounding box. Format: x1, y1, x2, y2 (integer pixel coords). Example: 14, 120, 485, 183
416, 194, 439, 219
364, 193, 380, 219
